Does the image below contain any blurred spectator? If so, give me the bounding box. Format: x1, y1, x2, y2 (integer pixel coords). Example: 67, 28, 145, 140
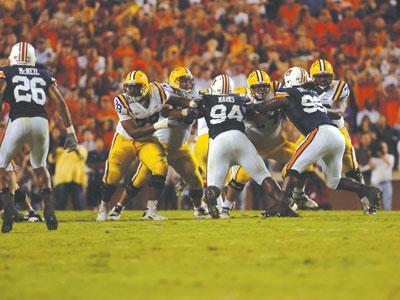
356, 132, 372, 184
50, 145, 88, 210
356, 101, 380, 127
35, 38, 55, 69
369, 142, 394, 210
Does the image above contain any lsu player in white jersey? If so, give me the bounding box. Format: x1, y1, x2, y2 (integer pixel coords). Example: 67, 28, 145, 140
220, 70, 317, 218
107, 67, 209, 219
96, 70, 176, 221
291, 59, 366, 208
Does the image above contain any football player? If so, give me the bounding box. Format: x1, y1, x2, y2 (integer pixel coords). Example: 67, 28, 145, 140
290, 60, 365, 206
196, 74, 283, 218
249, 67, 382, 217
96, 70, 176, 221
108, 67, 209, 220
221, 70, 317, 218
0, 42, 78, 233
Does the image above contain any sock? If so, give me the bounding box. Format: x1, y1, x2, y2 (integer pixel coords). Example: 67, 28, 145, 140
293, 185, 305, 196
216, 195, 224, 209
223, 199, 234, 209
116, 203, 123, 208
42, 188, 52, 207
147, 200, 158, 210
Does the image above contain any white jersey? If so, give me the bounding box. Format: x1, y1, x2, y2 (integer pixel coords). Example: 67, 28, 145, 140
154, 84, 193, 149
318, 80, 350, 128
113, 82, 167, 140
243, 81, 283, 148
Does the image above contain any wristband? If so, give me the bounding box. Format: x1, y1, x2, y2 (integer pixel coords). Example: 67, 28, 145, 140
66, 126, 76, 135
181, 108, 188, 117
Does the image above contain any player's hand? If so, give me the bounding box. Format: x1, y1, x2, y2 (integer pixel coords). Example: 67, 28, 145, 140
64, 133, 78, 153
154, 118, 180, 130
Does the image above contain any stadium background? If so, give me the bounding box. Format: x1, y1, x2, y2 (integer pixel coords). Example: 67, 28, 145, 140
0, 0, 399, 211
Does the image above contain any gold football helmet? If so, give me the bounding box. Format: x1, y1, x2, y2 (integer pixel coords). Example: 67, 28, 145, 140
247, 70, 271, 101
124, 70, 149, 102
235, 86, 248, 95
310, 59, 334, 88
168, 66, 194, 96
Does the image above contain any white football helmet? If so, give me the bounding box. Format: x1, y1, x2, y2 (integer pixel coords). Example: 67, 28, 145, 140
9, 42, 36, 66
283, 67, 310, 88
210, 74, 235, 95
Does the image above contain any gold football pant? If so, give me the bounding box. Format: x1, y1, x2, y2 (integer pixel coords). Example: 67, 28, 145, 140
230, 135, 297, 186
131, 143, 203, 189
103, 133, 168, 186
193, 133, 209, 183
293, 126, 358, 173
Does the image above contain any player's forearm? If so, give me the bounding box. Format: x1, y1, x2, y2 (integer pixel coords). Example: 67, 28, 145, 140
326, 108, 343, 120
0, 80, 7, 113
58, 100, 74, 128
161, 106, 183, 119
254, 97, 287, 112
128, 125, 156, 140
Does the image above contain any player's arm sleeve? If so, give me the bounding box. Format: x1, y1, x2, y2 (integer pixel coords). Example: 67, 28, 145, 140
44, 70, 58, 87
329, 82, 350, 119
254, 92, 288, 112
114, 96, 131, 121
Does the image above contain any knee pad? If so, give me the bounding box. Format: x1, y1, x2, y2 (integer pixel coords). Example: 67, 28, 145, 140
205, 186, 220, 204
345, 168, 364, 184
125, 182, 141, 198
101, 182, 117, 203
149, 175, 166, 190
14, 188, 26, 204
228, 179, 245, 191
326, 176, 341, 190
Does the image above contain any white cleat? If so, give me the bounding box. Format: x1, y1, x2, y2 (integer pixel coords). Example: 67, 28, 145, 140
292, 192, 318, 209
219, 207, 231, 219
194, 204, 211, 219
108, 204, 124, 221
288, 200, 298, 211
141, 208, 168, 221
96, 201, 108, 221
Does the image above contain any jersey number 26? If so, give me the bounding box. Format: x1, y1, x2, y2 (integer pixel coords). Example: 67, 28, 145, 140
12, 75, 46, 105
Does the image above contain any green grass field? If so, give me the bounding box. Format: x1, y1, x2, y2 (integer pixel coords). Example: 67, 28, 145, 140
1, 211, 400, 300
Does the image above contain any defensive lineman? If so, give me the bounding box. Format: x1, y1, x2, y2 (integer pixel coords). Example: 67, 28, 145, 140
249, 67, 382, 217
197, 74, 283, 218
0, 42, 78, 232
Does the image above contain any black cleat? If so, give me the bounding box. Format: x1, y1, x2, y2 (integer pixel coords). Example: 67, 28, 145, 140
364, 187, 382, 215
44, 206, 58, 230
262, 201, 299, 218
1, 204, 14, 233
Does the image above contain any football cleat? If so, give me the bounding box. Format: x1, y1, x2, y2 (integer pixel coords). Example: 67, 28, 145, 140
108, 204, 124, 221
292, 192, 318, 209
219, 207, 231, 219
141, 208, 168, 221
43, 205, 58, 230
194, 204, 211, 219
262, 201, 299, 218
25, 210, 44, 222
96, 201, 108, 222
361, 187, 382, 215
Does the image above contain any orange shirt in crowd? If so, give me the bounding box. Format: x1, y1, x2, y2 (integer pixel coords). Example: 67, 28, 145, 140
113, 47, 136, 64
383, 99, 400, 127
356, 83, 378, 110
278, 3, 302, 27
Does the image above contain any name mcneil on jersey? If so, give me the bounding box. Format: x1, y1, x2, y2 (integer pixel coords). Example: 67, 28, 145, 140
218, 96, 235, 103
18, 67, 39, 76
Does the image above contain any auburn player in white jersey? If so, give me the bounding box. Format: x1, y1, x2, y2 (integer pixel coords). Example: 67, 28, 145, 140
219, 70, 317, 218
107, 67, 209, 219
0, 42, 78, 233
96, 70, 176, 221
291, 59, 366, 208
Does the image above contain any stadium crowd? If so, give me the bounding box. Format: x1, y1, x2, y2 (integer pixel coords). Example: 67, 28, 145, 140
0, 0, 399, 210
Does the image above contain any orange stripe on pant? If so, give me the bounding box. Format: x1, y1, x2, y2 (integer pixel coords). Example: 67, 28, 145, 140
286, 128, 318, 170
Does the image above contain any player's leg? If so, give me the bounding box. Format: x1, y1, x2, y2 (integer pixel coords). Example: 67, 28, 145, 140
168, 144, 210, 218
234, 132, 286, 216
0, 120, 26, 233
271, 137, 318, 209
340, 127, 364, 183
206, 133, 233, 218
136, 140, 169, 220
97, 134, 135, 221
223, 166, 251, 218
28, 117, 57, 230
194, 133, 209, 184
322, 129, 382, 214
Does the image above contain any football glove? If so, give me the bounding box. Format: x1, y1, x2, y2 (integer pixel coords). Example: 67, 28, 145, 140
64, 133, 78, 153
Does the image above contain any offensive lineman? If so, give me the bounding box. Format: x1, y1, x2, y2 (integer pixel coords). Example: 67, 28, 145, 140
0, 42, 78, 233
221, 70, 317, 218
107, 67, 209, 220
96, 70, 176, 221
249, 67, 382, 217
196, 74, 284, 218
